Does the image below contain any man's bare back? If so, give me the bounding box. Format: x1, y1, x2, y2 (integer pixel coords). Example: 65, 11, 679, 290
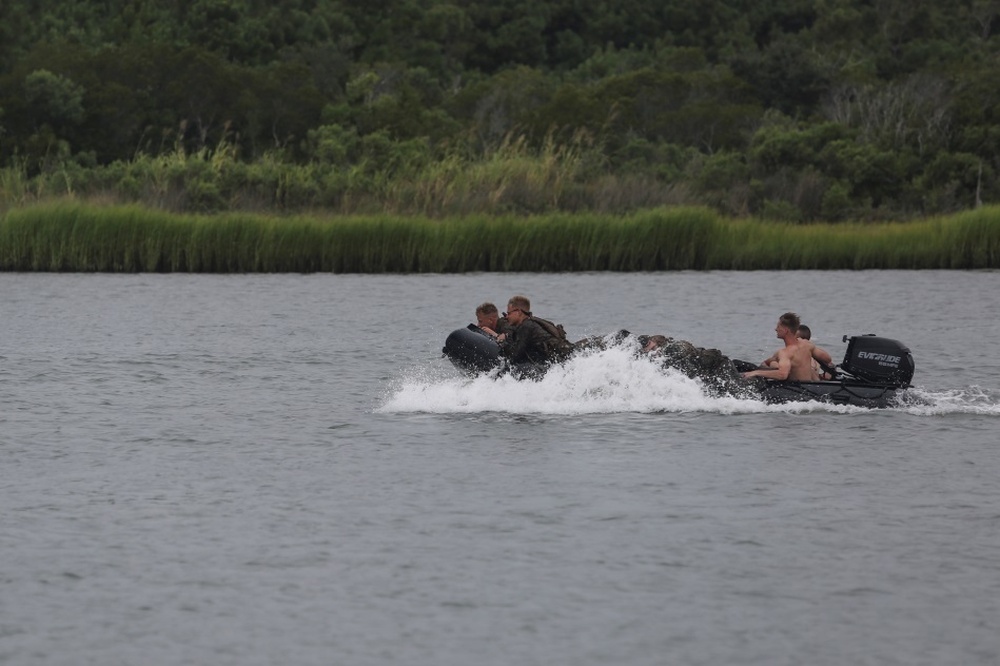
783, 340, 827, 381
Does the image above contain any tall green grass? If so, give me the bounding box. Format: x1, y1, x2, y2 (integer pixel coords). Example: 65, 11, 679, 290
0, 134, 691, 218
1, 202, 998, 272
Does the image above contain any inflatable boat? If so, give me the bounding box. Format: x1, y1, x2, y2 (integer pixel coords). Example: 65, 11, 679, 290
737, 334, 915, 408
442, 325, 549, 379
442, 326, 915, 408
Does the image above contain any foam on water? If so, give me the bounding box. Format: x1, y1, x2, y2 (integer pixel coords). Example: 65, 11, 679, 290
900, 385, 1000, 416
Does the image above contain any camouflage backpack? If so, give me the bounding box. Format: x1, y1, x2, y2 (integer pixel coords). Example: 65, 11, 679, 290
529, 316, 576, 360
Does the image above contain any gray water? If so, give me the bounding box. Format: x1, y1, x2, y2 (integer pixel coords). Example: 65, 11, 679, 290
2, 271, 998, 666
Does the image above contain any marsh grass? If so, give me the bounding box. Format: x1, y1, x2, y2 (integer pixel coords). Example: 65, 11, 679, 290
702, 209, 1000, 270
1, 202, 998, 272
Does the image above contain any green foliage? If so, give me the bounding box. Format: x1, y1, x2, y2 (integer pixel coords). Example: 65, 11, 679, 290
820, 182, 852, 221
4, 202, 999, 273
1, 1, 1000, 222
24, 69, 85, 125
749, 121, 852, 171
731, 34, 832, 115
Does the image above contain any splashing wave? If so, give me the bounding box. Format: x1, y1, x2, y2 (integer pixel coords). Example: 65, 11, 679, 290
379, 343, 1000, 416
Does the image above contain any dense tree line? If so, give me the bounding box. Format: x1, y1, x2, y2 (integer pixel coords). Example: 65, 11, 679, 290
1, 0, 999, 219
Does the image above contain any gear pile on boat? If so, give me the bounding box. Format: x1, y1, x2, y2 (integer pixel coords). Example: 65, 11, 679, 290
442, 325, 915, 409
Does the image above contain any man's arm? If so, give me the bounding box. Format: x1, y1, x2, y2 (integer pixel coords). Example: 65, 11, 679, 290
811, 344, 833, 367
743, 351, 791, 380
500, 326, 530, 362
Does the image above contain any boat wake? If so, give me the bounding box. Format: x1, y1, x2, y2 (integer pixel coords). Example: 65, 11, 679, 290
901, 386, 1000, 416
378, 345, 1000, 416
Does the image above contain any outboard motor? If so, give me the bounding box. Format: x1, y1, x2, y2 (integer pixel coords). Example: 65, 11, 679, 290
840, 335, 914, 387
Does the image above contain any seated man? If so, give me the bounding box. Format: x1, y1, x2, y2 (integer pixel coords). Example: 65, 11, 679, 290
497, 295, 572, 364
761, 323, 831, 379
474, 302, 511, 339
743, 312, 833, 382
795, 324, 834, 379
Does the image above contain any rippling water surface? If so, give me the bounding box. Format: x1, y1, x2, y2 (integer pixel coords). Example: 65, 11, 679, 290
2, 271, 999, 666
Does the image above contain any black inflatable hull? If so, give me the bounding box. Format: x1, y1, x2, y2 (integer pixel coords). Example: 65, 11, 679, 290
756, 379, 903, 408
441, 326, 556, 379
443, 325, 502, 374
732, 358, 909, 408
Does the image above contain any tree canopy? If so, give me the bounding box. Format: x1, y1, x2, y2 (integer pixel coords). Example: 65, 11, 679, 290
2, 0, 999, 219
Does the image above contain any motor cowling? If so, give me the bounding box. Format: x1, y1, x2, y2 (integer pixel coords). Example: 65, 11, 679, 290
840, 335, 914, 387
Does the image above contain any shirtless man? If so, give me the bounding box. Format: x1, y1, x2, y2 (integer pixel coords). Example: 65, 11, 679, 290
742, 312, 833, 381
760, 323, 831, 380
795, 324, 833, 379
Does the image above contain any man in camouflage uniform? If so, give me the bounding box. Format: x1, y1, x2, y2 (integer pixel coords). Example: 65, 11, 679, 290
497, 295, 573, 365
639, 334, 745, 395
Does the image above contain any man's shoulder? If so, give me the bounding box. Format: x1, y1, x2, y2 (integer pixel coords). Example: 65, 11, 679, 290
797, 340, 818, 356
520, 318, 548, 334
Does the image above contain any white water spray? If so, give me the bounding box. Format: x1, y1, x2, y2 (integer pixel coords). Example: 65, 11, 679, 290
378, 338, 1000, 416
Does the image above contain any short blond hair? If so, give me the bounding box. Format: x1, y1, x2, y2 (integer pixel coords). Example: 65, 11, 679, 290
507, 295, 531, 313
476, 302, 498, 316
